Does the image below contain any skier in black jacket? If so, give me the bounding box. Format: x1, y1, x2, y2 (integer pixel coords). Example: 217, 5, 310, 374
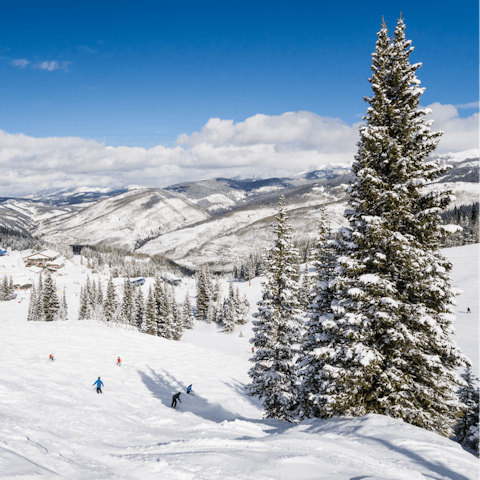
171, 392, 181, 408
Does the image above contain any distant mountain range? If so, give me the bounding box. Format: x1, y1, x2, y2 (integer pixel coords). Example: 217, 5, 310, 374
0, 150, 477, 269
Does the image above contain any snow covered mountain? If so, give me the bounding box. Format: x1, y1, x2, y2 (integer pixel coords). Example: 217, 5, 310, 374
1, 149, 477, 268
22, 185, 139, 205
33, 188, 210, 251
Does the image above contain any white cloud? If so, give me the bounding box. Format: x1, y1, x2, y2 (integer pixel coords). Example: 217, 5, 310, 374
426, 102, 479, 153
0, 104, 477, 196
34, 61, 71, 72
455, 101, 479, 110
11, 59, 29, 68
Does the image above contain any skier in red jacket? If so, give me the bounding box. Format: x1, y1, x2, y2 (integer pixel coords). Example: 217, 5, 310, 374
49, 354, 54, 361
117, 357, 122, 366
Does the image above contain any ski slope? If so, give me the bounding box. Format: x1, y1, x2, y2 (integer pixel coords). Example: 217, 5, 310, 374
0, 245, 478, 479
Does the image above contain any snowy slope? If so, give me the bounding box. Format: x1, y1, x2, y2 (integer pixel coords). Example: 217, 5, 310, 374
0, 245, 478, 478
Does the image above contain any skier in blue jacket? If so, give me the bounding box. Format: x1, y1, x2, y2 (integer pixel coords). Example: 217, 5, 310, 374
93, 377, 104, 394
186, 384, 192, 394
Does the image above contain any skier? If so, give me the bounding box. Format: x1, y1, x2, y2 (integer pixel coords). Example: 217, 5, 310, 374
186, 384, 192, 394
171, 392, 181, 408
252, 347, 254, 354
49, 354, 54, 361
467, 308, 471, 314
93, 377, 104, 394
117, 357, 122, 366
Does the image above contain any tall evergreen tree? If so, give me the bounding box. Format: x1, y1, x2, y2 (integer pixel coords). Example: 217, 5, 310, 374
58, 287, 68, 321
43, 273, 59, 322
133, 288, 145, 329
7, 276, 15, 300
247, 196, 302, 422
122, 278, 135, 325
27, 284, 37, 321
104, 277, 117, 323
316, 17, 467, 436
143, 286, 158, 335
297, 206, 338, 419
78, 286, 87, 320
170, 285, 183, 341
454, 367, 479, 455
182, 293, 195, 329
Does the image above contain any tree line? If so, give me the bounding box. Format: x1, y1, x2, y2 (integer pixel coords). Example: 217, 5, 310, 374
196, 268, 250, 332
27, 272, 68, 322
77, 275, 193, 341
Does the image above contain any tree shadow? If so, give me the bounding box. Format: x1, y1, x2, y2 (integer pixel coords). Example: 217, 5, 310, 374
138, 367, 242, 424
301, 421, 471, 480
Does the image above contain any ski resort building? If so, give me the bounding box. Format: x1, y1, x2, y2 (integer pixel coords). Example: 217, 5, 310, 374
23, 249, 62, 269
12, 275, 33, 290
44, 257, 65, 271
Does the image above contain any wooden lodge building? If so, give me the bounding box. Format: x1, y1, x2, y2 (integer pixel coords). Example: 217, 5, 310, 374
23, 249, 64, 271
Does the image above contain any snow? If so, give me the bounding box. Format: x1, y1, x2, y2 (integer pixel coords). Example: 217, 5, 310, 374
0, 249, 477, 478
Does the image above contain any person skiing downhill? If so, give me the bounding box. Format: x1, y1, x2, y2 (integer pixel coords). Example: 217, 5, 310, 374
186, 384, 192, 394
171, 392, 181, 408
117, 357, 122, 366
252, 347, 254, 354
93, 377, 104, 394
49, 354, 54, 361
467, 308, 471, 314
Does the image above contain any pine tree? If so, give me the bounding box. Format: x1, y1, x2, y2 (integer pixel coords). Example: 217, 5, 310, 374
297, 206, 338, 419
143, 286, 158, 335
78, 286, 87, 320
58, 287, 68, 321
247, 196, 303, 422
182, 293, 195, 329
237, 293, 250, 325
196, 269, 210, 321
454, 367, 479, 455
316, 17, 468, 436
8, 276, 15, 300
133, 288, 145, 329
1, 276, 8, 301
206, 298, 217, 325
43, 273, 59, 322
222, 297, 236, 333
104, 277, 117, 323
122, 278, 134, 325
170, 285, 183, 341
33, 275, 45, 322
27, 284, 37, 321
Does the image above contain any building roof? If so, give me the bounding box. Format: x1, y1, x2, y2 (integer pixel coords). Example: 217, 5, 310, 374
39, 249, 60, 259
23, 249, 60, 261
47, 257, 65, 267
28, 266, 43, 274
24, 253, 50, 260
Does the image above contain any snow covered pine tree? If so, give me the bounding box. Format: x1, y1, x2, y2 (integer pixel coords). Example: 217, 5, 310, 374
247, 195, 302, 422
315, 17, 468, 436
297, 205, 338, 419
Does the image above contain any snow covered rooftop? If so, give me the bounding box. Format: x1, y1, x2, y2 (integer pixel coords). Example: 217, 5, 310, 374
28, 266, 43, 274
39, 249, 60, 259
23, 249, 60, 261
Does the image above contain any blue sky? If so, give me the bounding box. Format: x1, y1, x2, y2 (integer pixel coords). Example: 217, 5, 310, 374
1, 0, 478, 147
0, 0, 478, 195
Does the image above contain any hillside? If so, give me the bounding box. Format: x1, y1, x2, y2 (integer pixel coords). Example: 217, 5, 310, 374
0, 244, 477, 478
33, 188, 210, 251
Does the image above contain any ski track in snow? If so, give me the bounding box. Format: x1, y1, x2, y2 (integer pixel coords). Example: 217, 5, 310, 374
0, 246, 478, 478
